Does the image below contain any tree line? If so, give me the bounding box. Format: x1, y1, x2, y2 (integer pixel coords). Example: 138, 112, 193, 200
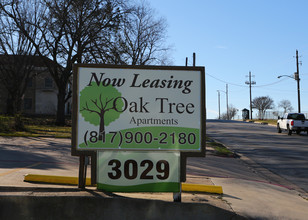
220, 97, 294, 120
0, 0, 171, 125
252, 97, 293, 120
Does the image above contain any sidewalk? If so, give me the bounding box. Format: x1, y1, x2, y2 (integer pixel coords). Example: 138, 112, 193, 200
1, 136, 308, 219
187, 152, 308, 219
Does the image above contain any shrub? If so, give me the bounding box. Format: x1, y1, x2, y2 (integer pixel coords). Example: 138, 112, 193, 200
0, 116, 14, 133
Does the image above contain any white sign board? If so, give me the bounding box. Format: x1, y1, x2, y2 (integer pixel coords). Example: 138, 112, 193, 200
97, 151, 180, 192
72, 65, 205, 153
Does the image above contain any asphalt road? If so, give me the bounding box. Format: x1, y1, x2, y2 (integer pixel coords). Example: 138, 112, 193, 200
206, 119, 308, 193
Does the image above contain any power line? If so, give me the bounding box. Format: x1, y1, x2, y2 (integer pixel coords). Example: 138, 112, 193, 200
254, 78, 288, 87
206, 72, 288, 88
206, 72, 247, 87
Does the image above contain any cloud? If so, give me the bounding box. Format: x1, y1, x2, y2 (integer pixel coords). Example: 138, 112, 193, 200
207, 109, 219, 119
216, 45, 228, 49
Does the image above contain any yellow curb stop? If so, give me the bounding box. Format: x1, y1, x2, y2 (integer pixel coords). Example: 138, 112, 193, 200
24, 174, 223, 194
182, 183, 223, 194
24, 174, 93, 186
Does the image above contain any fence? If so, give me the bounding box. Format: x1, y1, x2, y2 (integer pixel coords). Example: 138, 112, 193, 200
259, 111, 308, 120
235, 111, 308, 120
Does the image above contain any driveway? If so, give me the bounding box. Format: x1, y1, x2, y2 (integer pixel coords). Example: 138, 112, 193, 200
0, 137, 82, 187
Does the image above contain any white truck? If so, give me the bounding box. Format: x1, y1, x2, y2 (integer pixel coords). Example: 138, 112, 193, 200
277, 113, 308, 135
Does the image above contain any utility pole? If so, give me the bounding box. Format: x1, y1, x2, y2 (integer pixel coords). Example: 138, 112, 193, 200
295, 50, 301, 113
226, 84, 229, 120
217, 90, 221, 119
217, 85, 229, 119
245, 71, 256, 119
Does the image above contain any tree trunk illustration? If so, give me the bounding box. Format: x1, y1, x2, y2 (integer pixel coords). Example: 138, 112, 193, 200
99, 112, 105, 141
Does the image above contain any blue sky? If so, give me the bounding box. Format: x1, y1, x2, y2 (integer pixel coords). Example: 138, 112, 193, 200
150, 0, 308, 119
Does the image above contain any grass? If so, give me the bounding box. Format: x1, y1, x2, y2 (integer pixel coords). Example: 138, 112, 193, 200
24, 125, 71, 138
206, 138, 235, 157
254, 119, 276, 125
0, 115, 71, 138
242, 119, 277, 125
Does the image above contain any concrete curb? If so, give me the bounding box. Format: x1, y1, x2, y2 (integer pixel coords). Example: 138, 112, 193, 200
24, 174, 223, 194
0, 195, 244, 220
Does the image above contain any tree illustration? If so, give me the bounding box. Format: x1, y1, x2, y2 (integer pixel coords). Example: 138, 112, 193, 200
80, 83, 124, 140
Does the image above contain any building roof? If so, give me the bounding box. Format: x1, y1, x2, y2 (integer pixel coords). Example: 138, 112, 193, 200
0, 55, 57, 68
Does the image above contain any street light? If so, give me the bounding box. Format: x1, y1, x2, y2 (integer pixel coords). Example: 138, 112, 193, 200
277, 72, 301, 113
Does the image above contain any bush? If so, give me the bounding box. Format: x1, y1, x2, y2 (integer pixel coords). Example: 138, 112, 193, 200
0, 115, 28, 132
0, 114, 72, 133
14, 114, 26, 131
0, 116, 14, 133
22, 115, 71, 126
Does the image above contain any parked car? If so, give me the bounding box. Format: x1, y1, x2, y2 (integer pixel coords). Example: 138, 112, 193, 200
277, 113, 308, 135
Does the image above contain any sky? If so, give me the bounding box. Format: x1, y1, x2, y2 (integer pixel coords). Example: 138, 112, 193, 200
149, 0, 308, 119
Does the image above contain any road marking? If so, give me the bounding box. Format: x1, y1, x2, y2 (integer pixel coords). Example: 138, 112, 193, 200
0, 162, 41, 177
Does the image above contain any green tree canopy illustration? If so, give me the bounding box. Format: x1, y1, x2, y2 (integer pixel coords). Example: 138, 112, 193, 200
80, 83, 124, 140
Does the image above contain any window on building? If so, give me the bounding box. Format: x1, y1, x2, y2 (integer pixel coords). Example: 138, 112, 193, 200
45, 77, 53, 88
24, 98, 32, 110
27, 77, 33, 87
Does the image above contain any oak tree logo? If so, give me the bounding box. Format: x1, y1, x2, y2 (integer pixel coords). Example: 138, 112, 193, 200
79, 83, 124, 140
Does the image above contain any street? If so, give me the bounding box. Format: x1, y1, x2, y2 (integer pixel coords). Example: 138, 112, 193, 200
206, 119, 308, 194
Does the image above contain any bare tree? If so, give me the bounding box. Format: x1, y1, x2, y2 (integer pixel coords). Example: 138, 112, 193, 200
0, 0, 125, 125
252, 96, 274, 120
221, 104, 238, 120
278, 99, 293, 114
228, 105, 238, 120
0, 9, 38, 116
114, 0, 172, 65
0, 0, 173, 125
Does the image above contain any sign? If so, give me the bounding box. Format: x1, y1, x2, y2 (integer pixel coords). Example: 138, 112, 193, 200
97, 151, 180, 192
72, 65, 205, 154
